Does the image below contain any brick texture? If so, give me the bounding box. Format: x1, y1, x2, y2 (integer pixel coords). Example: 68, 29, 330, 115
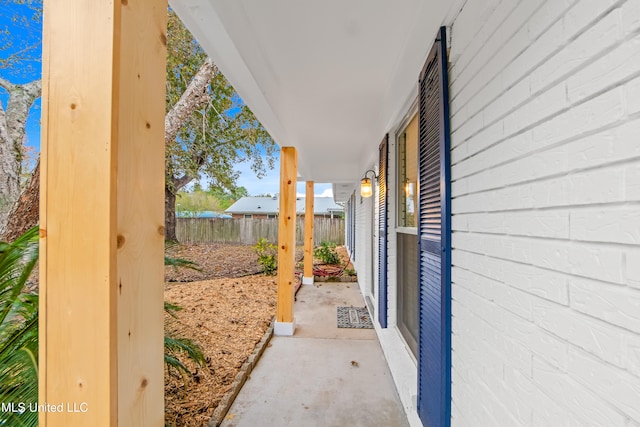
449, 0, 640, 425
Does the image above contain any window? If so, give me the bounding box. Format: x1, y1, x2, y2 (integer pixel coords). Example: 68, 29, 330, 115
398, 114, 418, 228
396, 110, 419, 357
267, 214, 276, 219
244, 214, 252, 219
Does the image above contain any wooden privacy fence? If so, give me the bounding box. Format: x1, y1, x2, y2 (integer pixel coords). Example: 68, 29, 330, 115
176, 217, 345, 245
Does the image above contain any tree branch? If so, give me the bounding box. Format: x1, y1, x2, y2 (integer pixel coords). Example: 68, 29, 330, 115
164, 58, 218, 146
172, 174, 194, 191
169, 151, 207, 193
0, 105, 9, 149
0, 77, 15, 93
21, 80, 41, 100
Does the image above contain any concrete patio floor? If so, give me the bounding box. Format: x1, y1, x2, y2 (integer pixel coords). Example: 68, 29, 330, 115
219, 281, 409, 427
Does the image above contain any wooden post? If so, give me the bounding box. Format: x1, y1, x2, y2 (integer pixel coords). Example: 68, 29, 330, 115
303, 181, 314, 285
275, 147, 297, 335
40, 1, 167, 426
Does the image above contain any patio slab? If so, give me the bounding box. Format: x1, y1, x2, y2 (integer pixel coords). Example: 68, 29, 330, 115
218, 283, 409, 427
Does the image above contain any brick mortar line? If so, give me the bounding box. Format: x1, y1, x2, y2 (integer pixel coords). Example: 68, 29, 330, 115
207, 318, 275, 427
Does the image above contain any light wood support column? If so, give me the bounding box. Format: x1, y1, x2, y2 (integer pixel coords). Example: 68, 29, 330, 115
40, 1, 167, 426
302, 181, 314, 285
275, 147, 297, 336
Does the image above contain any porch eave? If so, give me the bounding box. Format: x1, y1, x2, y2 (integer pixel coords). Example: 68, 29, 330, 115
169, 0, 465, 184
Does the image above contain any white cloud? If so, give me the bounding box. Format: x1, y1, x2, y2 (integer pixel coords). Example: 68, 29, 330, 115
232, 157, 335, 198
317, 187, 333, 197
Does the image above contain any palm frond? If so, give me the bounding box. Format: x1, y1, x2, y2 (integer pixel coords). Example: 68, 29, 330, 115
164, 301, 183, 319
0, 227, 208, 425
164, 240, 202, 271
164, 334, 206, 385
0, 227, 39, 427
164, 255, 202, 271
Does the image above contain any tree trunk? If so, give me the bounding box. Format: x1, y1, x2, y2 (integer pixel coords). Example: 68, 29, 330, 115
164, 173, 196, 242
0, 78, 41, 224
0, 159, 40, 242
164, 58, 217, 146
163, 58, 218, 242
3, 58, 215, 242
165, 186, 178, 242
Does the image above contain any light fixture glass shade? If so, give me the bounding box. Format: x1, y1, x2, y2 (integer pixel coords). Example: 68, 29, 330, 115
360, 178, 373, 198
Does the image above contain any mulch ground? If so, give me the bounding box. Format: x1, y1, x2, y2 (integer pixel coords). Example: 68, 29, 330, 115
28, 242, 349, 426
164, 243, 309, 426
164, 243, 276, 426
165, 243, 264, 282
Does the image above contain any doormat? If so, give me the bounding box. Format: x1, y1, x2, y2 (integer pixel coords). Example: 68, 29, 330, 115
337, 306, 374, 329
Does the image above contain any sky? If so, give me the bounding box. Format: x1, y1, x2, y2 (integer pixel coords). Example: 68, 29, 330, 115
0, 4, 333, 198
1, 2, 42, 161
233, 159, 333, 198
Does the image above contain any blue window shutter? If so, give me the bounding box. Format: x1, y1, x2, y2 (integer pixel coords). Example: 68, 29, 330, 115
417, 26, 452, 427
378, 135, 389, 328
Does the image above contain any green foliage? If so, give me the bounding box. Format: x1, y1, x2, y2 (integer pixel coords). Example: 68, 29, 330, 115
0, 226, 39, 427
163, 245, 206, 378
165, 11, 276, 195
207, 185, 249, 210
313, 241, 340, 265
163, 302, 206, 379
176, 189, 222, 216
343, 267, 356, 277
253, 238, 277, 275
164, 241, 202, 272
0, 231, 206, 426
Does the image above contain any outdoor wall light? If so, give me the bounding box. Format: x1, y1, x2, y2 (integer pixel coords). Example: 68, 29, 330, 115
404, 179, 414, 197
360, 169, 378, 198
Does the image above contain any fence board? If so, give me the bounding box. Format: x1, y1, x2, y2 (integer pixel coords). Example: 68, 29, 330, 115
175, 217, 344, 245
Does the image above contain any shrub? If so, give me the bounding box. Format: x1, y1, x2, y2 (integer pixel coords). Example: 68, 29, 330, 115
314, 241, 340, 265
253, 238, 277, 275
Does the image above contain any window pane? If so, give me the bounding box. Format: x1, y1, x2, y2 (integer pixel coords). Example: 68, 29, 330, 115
397, 232, 418, 357
398, 114, 418, 228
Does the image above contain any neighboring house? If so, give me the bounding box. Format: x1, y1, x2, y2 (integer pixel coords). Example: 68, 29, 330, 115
225, 196, 344, 219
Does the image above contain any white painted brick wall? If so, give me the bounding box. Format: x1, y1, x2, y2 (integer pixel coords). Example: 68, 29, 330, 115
449, 0, 640, 424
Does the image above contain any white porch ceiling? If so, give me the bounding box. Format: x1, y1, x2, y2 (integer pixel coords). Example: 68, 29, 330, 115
170, 0, 456, 188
